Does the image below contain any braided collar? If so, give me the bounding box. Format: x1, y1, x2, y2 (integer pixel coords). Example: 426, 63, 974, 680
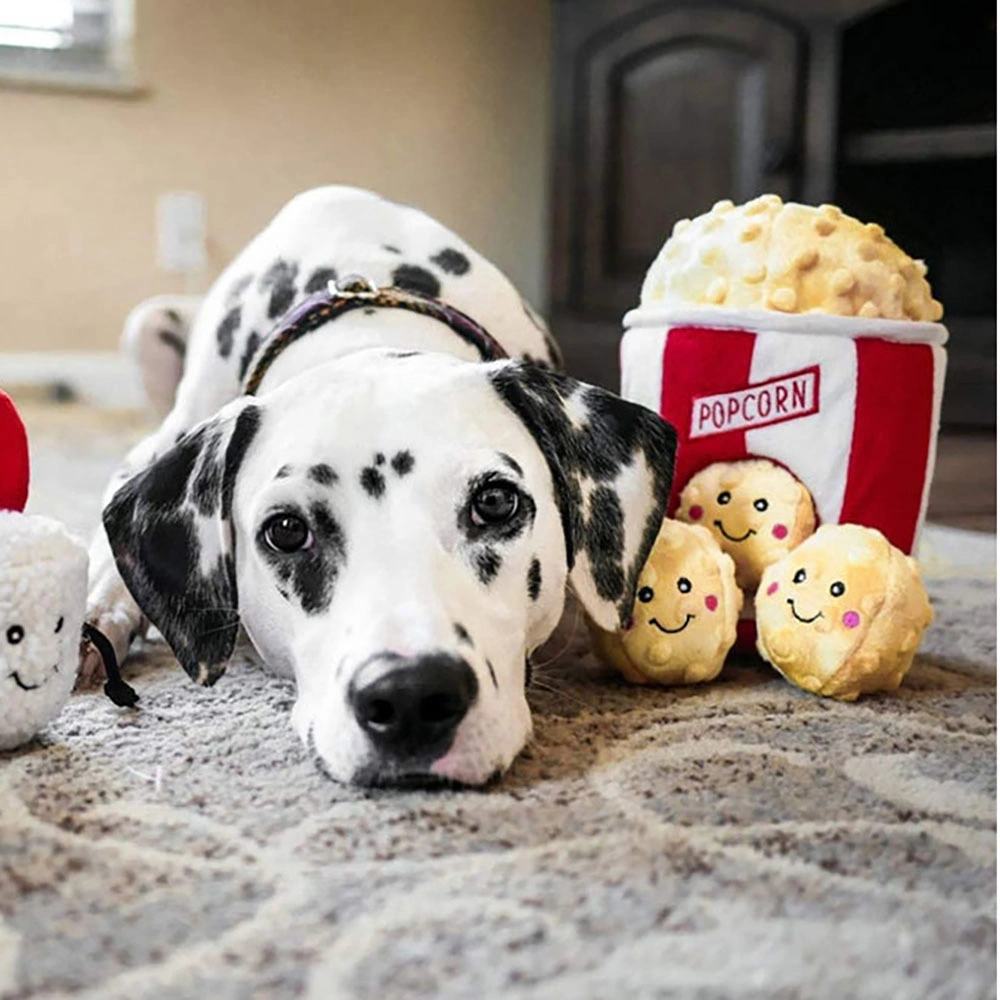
242, 275, 508, 395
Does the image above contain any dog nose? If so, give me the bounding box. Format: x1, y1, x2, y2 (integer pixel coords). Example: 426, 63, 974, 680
349, 654, 478, 756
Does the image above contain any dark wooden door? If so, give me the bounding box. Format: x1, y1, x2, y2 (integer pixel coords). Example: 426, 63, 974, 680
835, 0, 996, 427
551, 1, 805, 388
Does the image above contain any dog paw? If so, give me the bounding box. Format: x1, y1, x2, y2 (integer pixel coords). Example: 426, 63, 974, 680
76, 640, 107, 689
77, 607, 137, 691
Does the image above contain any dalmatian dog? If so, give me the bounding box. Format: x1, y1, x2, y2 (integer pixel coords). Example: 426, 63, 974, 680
85, 186, 676, 786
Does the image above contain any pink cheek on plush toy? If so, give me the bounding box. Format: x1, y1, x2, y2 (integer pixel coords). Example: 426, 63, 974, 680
842, 610, 861, 629
704, 594, 718, 612
772, 524, 788, 540
689, 505, 703, 521
766, 581, 779, 596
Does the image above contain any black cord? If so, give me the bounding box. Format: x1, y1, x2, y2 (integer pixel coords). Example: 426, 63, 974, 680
81, 622, 139, 708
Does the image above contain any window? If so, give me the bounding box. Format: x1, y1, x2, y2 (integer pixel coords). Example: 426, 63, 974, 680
0, 0, 135, 91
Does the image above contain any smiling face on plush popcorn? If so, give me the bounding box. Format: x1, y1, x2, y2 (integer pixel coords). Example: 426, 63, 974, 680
590, 519, 739, 686
677, 458, 816, 591
0, 514, 88, 750
755, 523, 933, 701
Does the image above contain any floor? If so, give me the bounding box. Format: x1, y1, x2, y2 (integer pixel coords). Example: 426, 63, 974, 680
928, 431, 997, 532
4, 400, 996, 1000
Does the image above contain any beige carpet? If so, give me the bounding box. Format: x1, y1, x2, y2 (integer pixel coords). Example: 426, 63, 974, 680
1, 404, 995, 1000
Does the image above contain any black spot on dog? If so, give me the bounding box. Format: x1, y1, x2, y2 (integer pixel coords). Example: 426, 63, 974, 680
499, 453, 523, 477
221, 405, 261, 521
304, 266, 337, 295
585, 487, 626, 601
360, 466, 386, 499
527, 557, 542, 601
364, 307, 377, 316
258, 500, 346, 615
391, 451, 414, 476
190, 431, 223, 516
430, 248, 471, 276
216, 307, 241, 359
275, 464, 293, 479
392, 264, 440, 298
486, 659, 498, 690
259, 259, 300, 319
309, 463, 338, 486
228, 273, 254, 303
238, 331, 261, 382
143, 429, 204, 509
158, 329, 186, 357
454, 623, 472, 645
165, 308, 182, 325
475, 547, 502, 585
140, 515, 195, 598
375, 453, 385, 466
292, 501, 348, 614
383, 244, 401, 254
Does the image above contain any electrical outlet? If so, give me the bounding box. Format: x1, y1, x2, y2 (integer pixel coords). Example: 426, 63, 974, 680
156, 191, 207, 272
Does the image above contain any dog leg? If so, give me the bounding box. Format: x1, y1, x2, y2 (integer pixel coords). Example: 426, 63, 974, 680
79, 527, 148, 688
121, 295, 202, 420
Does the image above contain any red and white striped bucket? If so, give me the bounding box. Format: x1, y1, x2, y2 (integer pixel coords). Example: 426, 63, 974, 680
621, 306, 948, 557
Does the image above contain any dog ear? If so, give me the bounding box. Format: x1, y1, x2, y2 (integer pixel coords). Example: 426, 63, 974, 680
489, 362, 677, 630
102, 398, 262, 686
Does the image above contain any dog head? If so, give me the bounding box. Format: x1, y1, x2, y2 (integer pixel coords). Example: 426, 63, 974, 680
104, 352, 675, 785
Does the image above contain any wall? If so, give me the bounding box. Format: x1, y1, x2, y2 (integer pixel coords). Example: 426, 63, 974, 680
0, 0, 551, 352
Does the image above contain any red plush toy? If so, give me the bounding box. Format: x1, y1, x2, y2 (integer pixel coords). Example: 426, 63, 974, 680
0, 390, 30, 513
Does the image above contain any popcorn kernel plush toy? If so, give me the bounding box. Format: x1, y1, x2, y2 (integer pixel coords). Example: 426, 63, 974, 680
755, 523, 933, 702
0, 512, 88, 750
677, 458, 816, 591
590, 519, 739, 686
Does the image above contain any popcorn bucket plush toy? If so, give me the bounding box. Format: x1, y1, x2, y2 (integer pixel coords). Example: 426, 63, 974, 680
621, 195, 947, 646
589, 519, 740, 686
755, 523, 933, 701
0, 512, 88, 750
0, 389, 29, 513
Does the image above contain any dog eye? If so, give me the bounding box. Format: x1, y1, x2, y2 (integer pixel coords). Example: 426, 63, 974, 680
637, 586, 654, 603
471, 483, 519, 526
830, 581, 846, 597
677, 577, 692, 593
717, 491, 732, 505
6, 625, 24, 645
753, 498, 769, 512
793, 568, 807, 584
262, 513, 312, 553
54, 617, 64, 634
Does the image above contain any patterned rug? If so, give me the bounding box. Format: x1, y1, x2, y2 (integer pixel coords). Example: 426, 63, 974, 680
1, 404, 995, 1000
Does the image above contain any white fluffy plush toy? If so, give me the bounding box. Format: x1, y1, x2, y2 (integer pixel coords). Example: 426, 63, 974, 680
0, 512, 88, 750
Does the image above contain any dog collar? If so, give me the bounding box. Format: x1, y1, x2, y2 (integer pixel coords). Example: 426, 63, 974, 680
242, 275, 508, 395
